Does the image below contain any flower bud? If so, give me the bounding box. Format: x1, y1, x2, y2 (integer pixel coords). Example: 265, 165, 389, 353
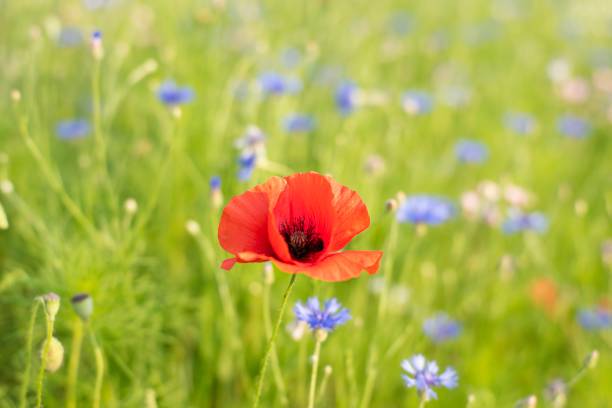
124, 198, 138, 215
11, 89, 21, 103
324, 365, 333, 375
384, 198, 398, 213
42, 293, 60, 322
584, 350, 599, 370
185, 219, 201, 236
91, 30, 103, 60
71, 293, 93, 321
41, 337, 64, 373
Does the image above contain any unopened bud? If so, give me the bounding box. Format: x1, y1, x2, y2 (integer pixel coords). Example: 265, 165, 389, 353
584, 350, 599, 370
384, 198, 398, 213
71, 293, 93, 321
0, 180, 14, 194
42, 293, 60, 322
185, 219, 201, 236
91, 30, 103, 60
324, 365, 332, 375
41, 337, 64, 373
171, 106, 182, 119
124, 198, 138, 215
515, 395, 537, 408
11, 89, 21, 103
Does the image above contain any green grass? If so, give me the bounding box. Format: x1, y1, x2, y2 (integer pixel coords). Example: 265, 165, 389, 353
1, 0, 611, 406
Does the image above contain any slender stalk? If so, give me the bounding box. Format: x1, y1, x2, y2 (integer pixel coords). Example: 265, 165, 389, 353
307, 339, 322, 408
18, 299, 42, 408
35, 306, 55, 408
88, 326, 104, 408
418, 395, 427, 408
252, 274, 297, 408
316, 366, 332, 404
262, 274, 288, 405
66, 318, 84, 408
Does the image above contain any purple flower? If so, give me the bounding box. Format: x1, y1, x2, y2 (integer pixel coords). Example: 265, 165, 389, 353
237, 153, 257, 181
455, 139, 488, 163
157, 81, 195, 106
55, 119, 91, 140
502, 211, 548, 234
294, 297, 351, 332
258, 71, 301, 95
397, 195, 455, 225
504, 112, 536, 135
283, 114, 315, 133
577, 307, 611, 330
209, 176, 221, 191
335, 81, 358, 115
557, 115, 591, 139
401, 355, 458, 400
423, 314, 462, 343
401, 90, 433, 115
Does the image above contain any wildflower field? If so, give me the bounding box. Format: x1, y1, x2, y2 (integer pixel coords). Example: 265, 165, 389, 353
1, 0, 612, 407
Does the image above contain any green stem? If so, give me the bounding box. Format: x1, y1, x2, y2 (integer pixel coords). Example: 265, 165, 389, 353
262, 276, 288, 405
35, 306, 55, 408
316, 366, 332, 404
307, 339, 322, 408
88, 326, 104, 408
18, 298, 42, 408
252, 274, 297, 408
418, 395, 427, 408
66, 318, 84, 408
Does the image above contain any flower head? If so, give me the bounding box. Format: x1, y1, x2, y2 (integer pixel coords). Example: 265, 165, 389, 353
504, 112, 536, 135
396, 195, 455, 225
294, 297, 351, 332
56, 119, 91, 140
401, 90, 433, 115
557, 115, 591, 139
455, 139, 488, 163
502, 211, 548, 234
577, 307, 611, 330
71, 293, 93, 321
218, 172, 382, 281
258, 71, 301, 95
401, 354, 458, 400
156, 81, 195, 106
283, 114, 315, 133
335, 81, 359, 115
423, 314, 462, 343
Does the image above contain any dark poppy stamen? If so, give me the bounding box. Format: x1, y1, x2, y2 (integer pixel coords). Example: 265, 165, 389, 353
280, 218, 324, 261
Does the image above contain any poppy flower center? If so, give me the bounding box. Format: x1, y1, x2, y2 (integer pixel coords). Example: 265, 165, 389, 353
280, 218, 324, 261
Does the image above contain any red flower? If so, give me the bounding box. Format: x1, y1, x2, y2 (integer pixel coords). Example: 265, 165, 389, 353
218, 172, 383, 281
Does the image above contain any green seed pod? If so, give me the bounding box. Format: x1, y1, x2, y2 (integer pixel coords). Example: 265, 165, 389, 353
41, 337, 64, 373
71, 293, 93, 321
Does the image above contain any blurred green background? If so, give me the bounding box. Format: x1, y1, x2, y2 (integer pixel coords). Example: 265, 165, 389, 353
0, 0, 611, 406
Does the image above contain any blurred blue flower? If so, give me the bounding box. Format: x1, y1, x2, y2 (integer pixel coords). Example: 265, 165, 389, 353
55, 119, 91, 140
234, 125, 266, 151
557, 115, 591, 139
58, 27, 83, 47
502, 211, 548, 234
294, 297, 351, 332
335, 81, 358, 115
577, 307, 611, 330
401, 354, 458, 400
396, 195, 455, 225
258, 71, 301, 95
455, 139, 488, 163
401, 90, 433, 115
209, 176, 221, 190
423, 314, 462, 343
504, 112, 536, 135
157, 81, 195, 106
283, 114, 315, 133
237, 153, 257, 181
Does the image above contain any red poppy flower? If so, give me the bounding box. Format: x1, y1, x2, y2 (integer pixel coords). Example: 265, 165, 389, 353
218, 172, 382, 281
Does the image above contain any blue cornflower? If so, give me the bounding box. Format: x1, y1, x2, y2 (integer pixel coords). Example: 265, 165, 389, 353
455, 139, 488, 163
258, 71, 301, 95
502, 211, 548, 234
283, 114, 315, 133
156, 81, 195, 106
294, 297, 351, 333
401, 90, 433, 115
209, 176, 221, 191
55, 119, 91, 140
577, 307, 611, 330
234, 125, 266, 151
396, 195, 455, 225
557, 115, 591, 139
401, 355, 458, 400
237, 153, 257, 181
504, 112, 536, 135
335, 81, 359, 115
58, 27, 83, 47
423, 314, 462, 343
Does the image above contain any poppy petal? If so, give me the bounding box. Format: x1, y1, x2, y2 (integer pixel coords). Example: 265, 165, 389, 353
272, 250, 382, 282
326, 177, 371, 251
218, 177, 285, 256
273, 172, 335, 259
221, 258, 238, 270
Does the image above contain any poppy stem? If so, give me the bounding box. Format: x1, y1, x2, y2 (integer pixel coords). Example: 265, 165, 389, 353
35, 303, 55, 408
18, 298, 42, 408
66, 317, 84, 408
307, 338, 322, 408
252, 273, 297, 408
88, 325, 104, 408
